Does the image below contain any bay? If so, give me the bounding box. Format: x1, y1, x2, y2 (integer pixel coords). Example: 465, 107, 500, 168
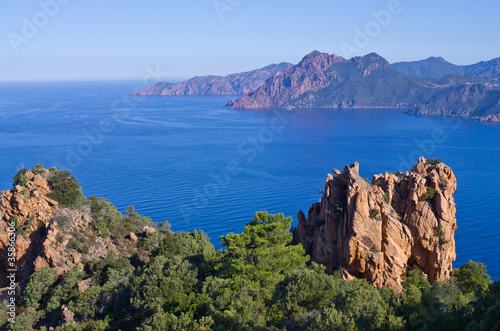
1, 81, 499, 279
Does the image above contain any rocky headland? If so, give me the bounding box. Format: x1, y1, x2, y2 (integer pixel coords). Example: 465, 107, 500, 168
226, 51, 500, 123
129, 62, 292, 96
294, 157, 457, 293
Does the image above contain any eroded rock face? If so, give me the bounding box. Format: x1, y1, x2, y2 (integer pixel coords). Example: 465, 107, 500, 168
0, 170, 59, 286
0, 170, 118, 287
294, 157, 457, 293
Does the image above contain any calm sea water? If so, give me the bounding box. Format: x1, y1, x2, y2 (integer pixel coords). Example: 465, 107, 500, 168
1, 81, 499, 279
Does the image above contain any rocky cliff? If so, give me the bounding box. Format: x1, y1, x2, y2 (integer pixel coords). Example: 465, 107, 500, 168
294, 157, 457, 293
0, 167, 153, 290
227, 51, 500, 123
0, 169, 60, 286
130, 62, 292, 96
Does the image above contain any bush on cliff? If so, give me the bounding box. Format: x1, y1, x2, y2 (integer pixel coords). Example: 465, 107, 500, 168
46, 169, 85, 208
23, 267, 58, 307
12, 168, 28, 187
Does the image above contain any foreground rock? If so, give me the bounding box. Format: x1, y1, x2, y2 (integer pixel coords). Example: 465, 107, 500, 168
0, 170, 119, 288
294, 157, 457, 293
0, 167, 154, 290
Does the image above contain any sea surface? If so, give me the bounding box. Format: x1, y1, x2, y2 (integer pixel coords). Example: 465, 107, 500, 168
1, 81, 499, 279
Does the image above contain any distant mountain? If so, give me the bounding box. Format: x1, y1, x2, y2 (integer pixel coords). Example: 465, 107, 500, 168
391, 57, 464, 78
392, 56, 500, 79
130, 62, 293, 96
407, 81, 500, 122
227, 51, 500, 122
463, 57, 500, 78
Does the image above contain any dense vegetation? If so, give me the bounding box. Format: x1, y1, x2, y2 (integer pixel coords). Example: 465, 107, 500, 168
1, 210, 497, 330
2, 167, 498, 330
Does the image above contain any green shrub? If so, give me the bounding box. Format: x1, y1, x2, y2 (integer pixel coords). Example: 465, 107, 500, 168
68, 286, 104, 321
220, 211, 309, 289
24, 215, 34, 230
305, 305, 356, 331
439, 238, 449, 246
436, 224, 444, 237
6, 308, 44, 331
369, 208, 380, 219
454, 261, 492, 294
10, 215, 24, 235
32, 163, 46, 176
402, 269, 430, 290
383, 192, 391, 204
426, 158, 442, 165
23, 267, 58, 306
436, 225, 449, 247
425, 188, 437, 200
94, 221, 110, 238
47, 169, 85, 208
12, 168, 28, 187
334, 203, 344, 213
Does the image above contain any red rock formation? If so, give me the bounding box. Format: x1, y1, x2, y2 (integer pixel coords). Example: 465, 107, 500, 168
0, 170, 118, 288
0, 169, 59, 286
226, 51, 394, 109
294, 157, 457, 293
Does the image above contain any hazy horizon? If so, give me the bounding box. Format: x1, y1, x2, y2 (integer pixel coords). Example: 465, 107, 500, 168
1, 0, 500, 82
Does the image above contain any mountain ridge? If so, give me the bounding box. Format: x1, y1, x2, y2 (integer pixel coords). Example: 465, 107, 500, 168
130, 62, 293, 96
392, 56, 500, 79
226, 51, 500, 122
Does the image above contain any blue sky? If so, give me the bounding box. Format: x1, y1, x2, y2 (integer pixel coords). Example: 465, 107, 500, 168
1, 0, 499, 81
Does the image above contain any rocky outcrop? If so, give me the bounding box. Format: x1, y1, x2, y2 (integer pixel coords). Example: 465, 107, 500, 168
130, 62, 292, 96
294, 157, 457, 293
0, 170, 119, 288
0, 169, 59, 286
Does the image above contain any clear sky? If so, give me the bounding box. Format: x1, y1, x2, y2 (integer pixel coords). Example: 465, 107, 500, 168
1, 0, 499, 82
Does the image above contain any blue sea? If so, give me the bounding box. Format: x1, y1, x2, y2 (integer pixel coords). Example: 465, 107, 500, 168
1, 81, 499, 279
